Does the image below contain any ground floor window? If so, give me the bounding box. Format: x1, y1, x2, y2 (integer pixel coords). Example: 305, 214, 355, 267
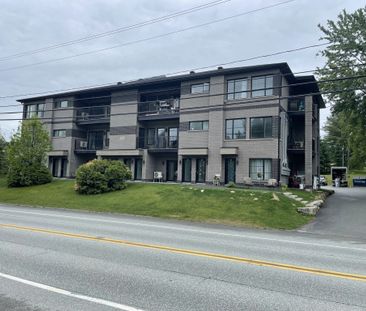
249, 159, 272, 180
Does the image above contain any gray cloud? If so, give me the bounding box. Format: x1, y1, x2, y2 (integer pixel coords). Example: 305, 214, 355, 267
0, 0, 364, 139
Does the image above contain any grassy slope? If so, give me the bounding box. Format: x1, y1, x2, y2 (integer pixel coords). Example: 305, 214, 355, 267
0, 178, 315, 230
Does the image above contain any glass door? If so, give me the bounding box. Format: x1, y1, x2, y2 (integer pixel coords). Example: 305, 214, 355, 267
134, 158, 142, 180
196, 158, 206, 183
166, 160, 177, 181
225, 158, 236, 184
157, 128, 166, 148
182, 158, 191, 182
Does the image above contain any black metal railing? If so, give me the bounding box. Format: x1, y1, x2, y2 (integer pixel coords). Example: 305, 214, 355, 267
288, 97, 305, 112
137, 136, 178, 149
288, 138, 305, 150
138, 99, 180, 116
76, 106, 110, 122
75, 138, 108, 151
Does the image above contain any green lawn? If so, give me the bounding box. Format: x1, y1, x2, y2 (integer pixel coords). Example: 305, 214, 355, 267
0, 178, 317, 230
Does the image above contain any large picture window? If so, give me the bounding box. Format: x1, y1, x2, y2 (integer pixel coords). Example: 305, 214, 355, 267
252, 75, 274, 97
250, 117, 272, 139
250, 159, 272, 180
53, 129, 66, 137
26, 103, 45, 118
191, 83, 209, 94
227, 78, 248, 100
225, 119, 245, 140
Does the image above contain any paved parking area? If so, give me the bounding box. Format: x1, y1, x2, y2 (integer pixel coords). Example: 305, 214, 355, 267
301, 187, 366, 240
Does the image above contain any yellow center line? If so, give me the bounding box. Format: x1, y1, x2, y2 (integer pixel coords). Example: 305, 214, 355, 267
1, 223, 366, 282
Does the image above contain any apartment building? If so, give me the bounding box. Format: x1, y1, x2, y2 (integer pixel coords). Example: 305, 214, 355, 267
19, 62, 324, 187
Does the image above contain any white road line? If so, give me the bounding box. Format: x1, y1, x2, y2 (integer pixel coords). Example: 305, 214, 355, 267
0, 272, 144, 311
0, 206, 365, 252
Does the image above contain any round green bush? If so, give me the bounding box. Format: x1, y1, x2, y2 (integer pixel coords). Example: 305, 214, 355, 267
75, 159, 132, 194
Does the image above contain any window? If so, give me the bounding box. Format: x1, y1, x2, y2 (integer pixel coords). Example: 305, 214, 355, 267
147, 128, 155, 145
225, 119, 245, 139
252, 75, 274, 97
55, 100, 70, 109
26, 103, 45, 118
250, 159, 272, 180
250, 117, 272, 139
227, 79, 248, 100
168, 128, 178, 148
53, 129, 66, 137
189, 121, 209, 131
191, 83, 209, 94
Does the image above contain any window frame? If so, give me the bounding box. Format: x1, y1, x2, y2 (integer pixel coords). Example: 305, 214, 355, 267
225, 118, 246, 140
251, 75, 274, 97
189, 120, 209, 131
227, 78, 249, 100
26, 103, 45, 118
53, 129, 66, 138
250, 117, 273, 139
190, 82, 210, 94
249, 159, 272, 181
54, 99, 70, 109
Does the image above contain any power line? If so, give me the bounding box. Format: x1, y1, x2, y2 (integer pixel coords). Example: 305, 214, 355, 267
2, 72, 366, 114
0, 87, 362, 121
0, 0, 230, 62
0, 0, 297, 73
1, 66, 365, 110
0, 41, 339, 103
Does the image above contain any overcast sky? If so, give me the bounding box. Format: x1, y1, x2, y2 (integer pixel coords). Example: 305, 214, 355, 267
0, 0, 364, 139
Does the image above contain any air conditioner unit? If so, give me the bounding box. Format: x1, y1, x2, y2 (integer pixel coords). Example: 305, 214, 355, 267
80, 141, 88, 148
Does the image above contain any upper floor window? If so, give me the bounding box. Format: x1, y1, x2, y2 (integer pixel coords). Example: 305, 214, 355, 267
189, 121, 209, 131
227, 78, 248, 100
250, 117, 272, 139
26, 103, 45, 118
54, 99, 70, 109
252, 75, 274, 97
191, 83, 209, 94
53, 129, 66, 137
225, 118, 246, 139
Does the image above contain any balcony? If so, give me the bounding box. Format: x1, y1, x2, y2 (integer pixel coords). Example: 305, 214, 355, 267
138, 99, 180, 121
288, 97, 305, 114
74, 137, 109, 154
76, 106, 110, 125
288, 139, 305, 152
137, 136, 178, 153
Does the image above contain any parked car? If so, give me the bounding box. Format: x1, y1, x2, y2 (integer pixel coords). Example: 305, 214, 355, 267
319, 175, 327, 186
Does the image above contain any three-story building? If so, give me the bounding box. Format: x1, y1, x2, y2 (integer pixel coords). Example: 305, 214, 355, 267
19, 62, 324, 187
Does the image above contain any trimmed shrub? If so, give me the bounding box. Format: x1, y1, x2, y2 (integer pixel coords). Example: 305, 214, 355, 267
7, 163, 52, 187
75, 159, 132, 194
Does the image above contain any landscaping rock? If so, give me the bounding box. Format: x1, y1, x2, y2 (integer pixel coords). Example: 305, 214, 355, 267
301, 201, 308, 205
272, 193, 280, 201
294, 197, 303, 201
297, 205, 319, 215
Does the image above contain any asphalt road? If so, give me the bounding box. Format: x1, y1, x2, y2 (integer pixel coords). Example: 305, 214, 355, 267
302, 187, 366, 239
0, 204, 366, 311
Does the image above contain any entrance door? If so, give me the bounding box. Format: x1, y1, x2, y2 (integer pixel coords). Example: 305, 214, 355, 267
225, 158, 236, 184
182, 158, 191, 182
196, 158, 206, 183
134, 158, 142, 180
166, 160, 177, 181
60, 158, 67, 177
52, 158, 58, 177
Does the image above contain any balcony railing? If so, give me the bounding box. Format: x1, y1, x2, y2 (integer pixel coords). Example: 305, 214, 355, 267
288, 139, 305, 150
75, 138, 109, 152
137, 136, 178, 150
138, 99, 180, 119
76, 106, 110, 123
288, 97, 305, 112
